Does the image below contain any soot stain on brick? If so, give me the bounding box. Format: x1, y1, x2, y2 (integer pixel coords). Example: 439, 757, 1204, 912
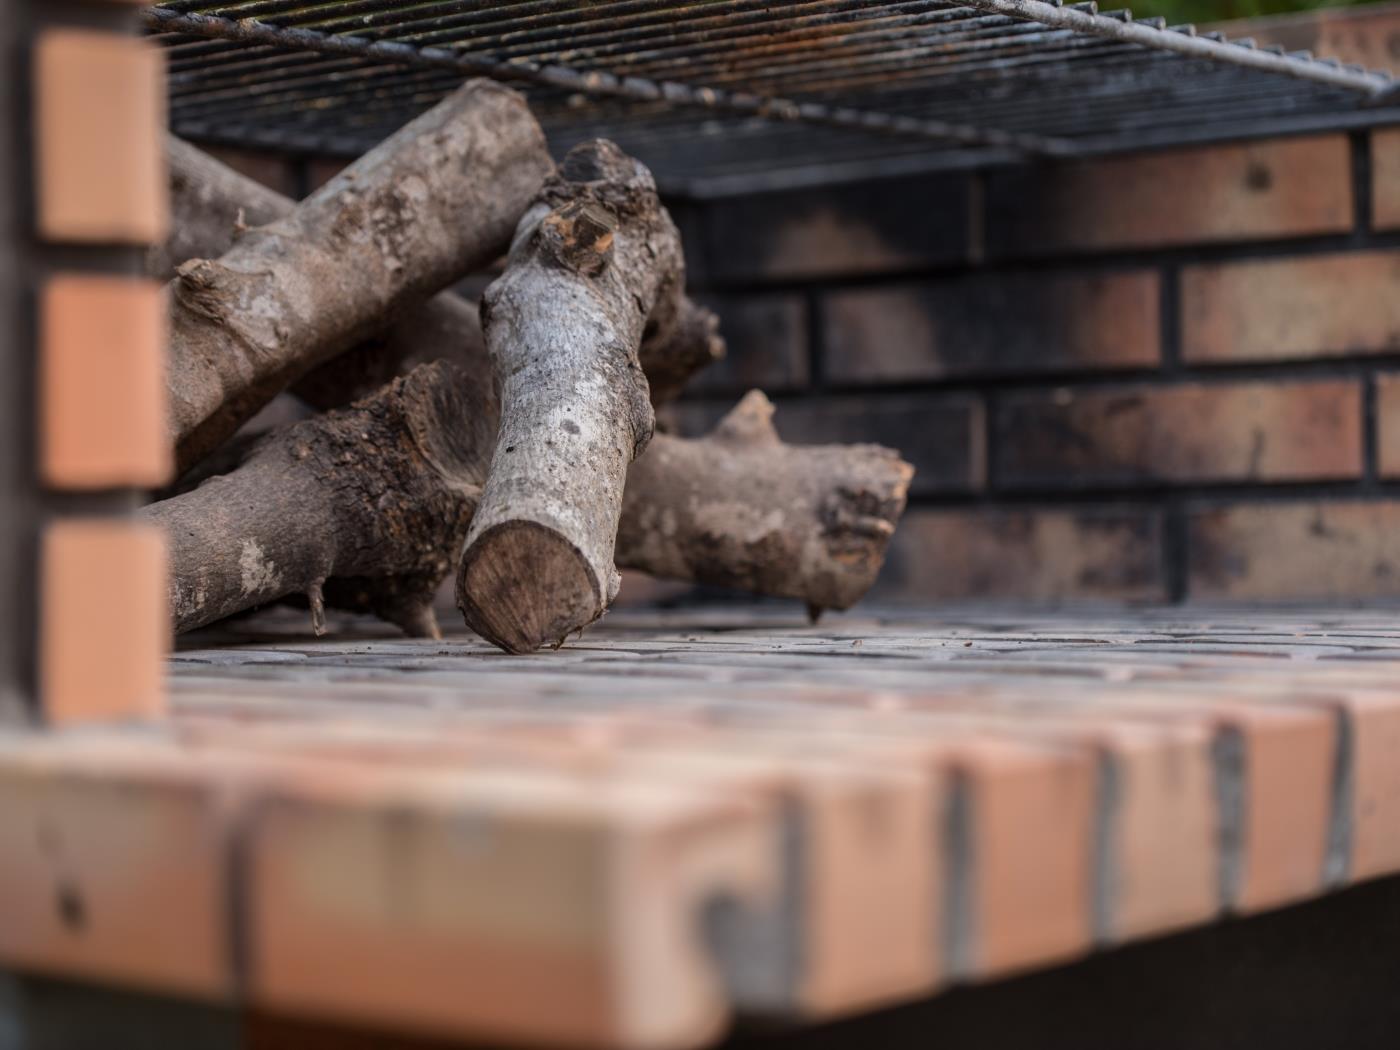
1247, 429, 1267, 477
1103, 395, 1144, 417
55, 882, 86, 933
1189, 513, 1250, 588
1308, 508, 1336, 539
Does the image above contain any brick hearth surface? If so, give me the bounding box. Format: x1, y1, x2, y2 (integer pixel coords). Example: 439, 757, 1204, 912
3, 605, 1400, 1048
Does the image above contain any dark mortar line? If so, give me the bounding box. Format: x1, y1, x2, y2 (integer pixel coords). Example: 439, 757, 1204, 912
221, 799, 254, 1000
1352, 130, 1375, 238
904, 480, 1400, 509
44, 491, 147, 516
1091, 748, 1121, 948
1324, 704, 1356, 890
1158, 263, 1182, 376
942, 769, 975, 982
681, 356, 1400, 406
1211, 725, 1247, 915
687, 228, 1400, 297
700, 797, 806, 1014
1164, 497, 1190, 604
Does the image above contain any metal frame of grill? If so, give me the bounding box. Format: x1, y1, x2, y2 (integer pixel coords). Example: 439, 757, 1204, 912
149, 1, 1400, 197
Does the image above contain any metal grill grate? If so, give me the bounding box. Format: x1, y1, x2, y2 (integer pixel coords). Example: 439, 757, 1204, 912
146, 1, 1400, 197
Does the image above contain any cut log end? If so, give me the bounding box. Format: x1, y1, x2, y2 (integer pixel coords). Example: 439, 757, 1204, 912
456, 521, 606, 654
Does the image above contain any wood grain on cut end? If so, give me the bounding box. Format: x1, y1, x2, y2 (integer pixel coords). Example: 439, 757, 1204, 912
457, 521, 604, 654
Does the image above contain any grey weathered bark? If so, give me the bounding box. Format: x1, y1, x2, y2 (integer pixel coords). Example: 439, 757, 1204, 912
160, 136, 721, 419
155, 137, 491, 414
621, 391, 914, 616
150, 137, 289, 282
148, 370, 910, 639
456, 140, 686, 654
166, 79, 551, 474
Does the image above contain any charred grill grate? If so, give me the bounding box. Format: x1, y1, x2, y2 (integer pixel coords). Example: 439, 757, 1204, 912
146, 1, 1400, 196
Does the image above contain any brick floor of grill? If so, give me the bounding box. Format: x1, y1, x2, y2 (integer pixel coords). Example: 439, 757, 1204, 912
8, 603, 1400, 1048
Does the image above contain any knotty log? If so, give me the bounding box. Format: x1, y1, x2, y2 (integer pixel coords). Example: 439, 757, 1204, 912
456, 140, 685, 653
147, 362, 488, 638
160, 137, 721, 419
622, 391, 913, 616
166, 80, 551, 474
147, 368, 910, 639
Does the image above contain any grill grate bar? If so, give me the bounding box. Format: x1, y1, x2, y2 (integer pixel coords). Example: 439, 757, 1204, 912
144, 6, 1072, 155
144, 1, 1400, 196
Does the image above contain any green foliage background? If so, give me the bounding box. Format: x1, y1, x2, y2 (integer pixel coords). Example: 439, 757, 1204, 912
1130, 0, 1384, 23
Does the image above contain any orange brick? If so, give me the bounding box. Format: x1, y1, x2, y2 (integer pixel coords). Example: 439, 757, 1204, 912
1188, 501, 1400, 601
1233, 708, 1337, 912
248, 767, 779, 1049
823, 270, 1159, 383
0, 738, 231, 998
1182, 251, 1400, 363
41, 275, 170, 489
987, 136, 1351, 256
953, 740, 1096, 976
34, 30, 167, 244
1340, 691, 1400, 882
876, 507, 1164, 604
1375, 129, 1400, 231
41, 520, 168, 725
889, 698, 1218, 944
1089, 724, 1218, 939
997, 381, 1362, 487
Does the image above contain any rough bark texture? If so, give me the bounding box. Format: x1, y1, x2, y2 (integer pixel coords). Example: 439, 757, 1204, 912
620, 391, 913, 615
161, 137, 720, 417
146, 362, 488, 638
151, 137, 289, 282
166, 80, 550, 474
150, 372, 909, 638
157, 138, 491, 414
456, 140, 686, 654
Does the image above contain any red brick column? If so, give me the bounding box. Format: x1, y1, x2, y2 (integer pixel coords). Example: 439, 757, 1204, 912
5, 0, 170, 725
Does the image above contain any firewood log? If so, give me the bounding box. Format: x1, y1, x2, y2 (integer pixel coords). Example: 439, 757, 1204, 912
145, 365, 911, 639
456, 140, 687, 653
165, 80, 552, 475
160, 136, 722, 419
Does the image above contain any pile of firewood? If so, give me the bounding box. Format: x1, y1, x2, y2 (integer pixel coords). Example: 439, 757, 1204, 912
145, 81, 914, 654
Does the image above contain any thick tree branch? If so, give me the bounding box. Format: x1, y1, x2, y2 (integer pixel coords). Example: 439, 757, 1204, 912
161, 137, 721, 420
166, 80, 550, 474
455, 141, 683, 653
147, 370, 910, 638
622, 392, 913, 616
148, 362, 488, 638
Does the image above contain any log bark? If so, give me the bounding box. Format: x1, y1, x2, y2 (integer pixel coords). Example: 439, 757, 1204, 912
156, 138, 491, 415
150, 138, 289, 282
621, 392, 913, 616
160, 137, 721, 418
147, 361, 488, 638
147, 370, 910, 638
166, 79, 550, 474
455, 140, 685, 653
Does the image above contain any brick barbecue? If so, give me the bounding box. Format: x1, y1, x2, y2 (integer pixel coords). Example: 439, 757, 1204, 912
4, 2, 1400, 1048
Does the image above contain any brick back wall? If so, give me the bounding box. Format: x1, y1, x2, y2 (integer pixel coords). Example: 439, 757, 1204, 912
671, 128, 1400, 606
198, 121, 1400, 608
